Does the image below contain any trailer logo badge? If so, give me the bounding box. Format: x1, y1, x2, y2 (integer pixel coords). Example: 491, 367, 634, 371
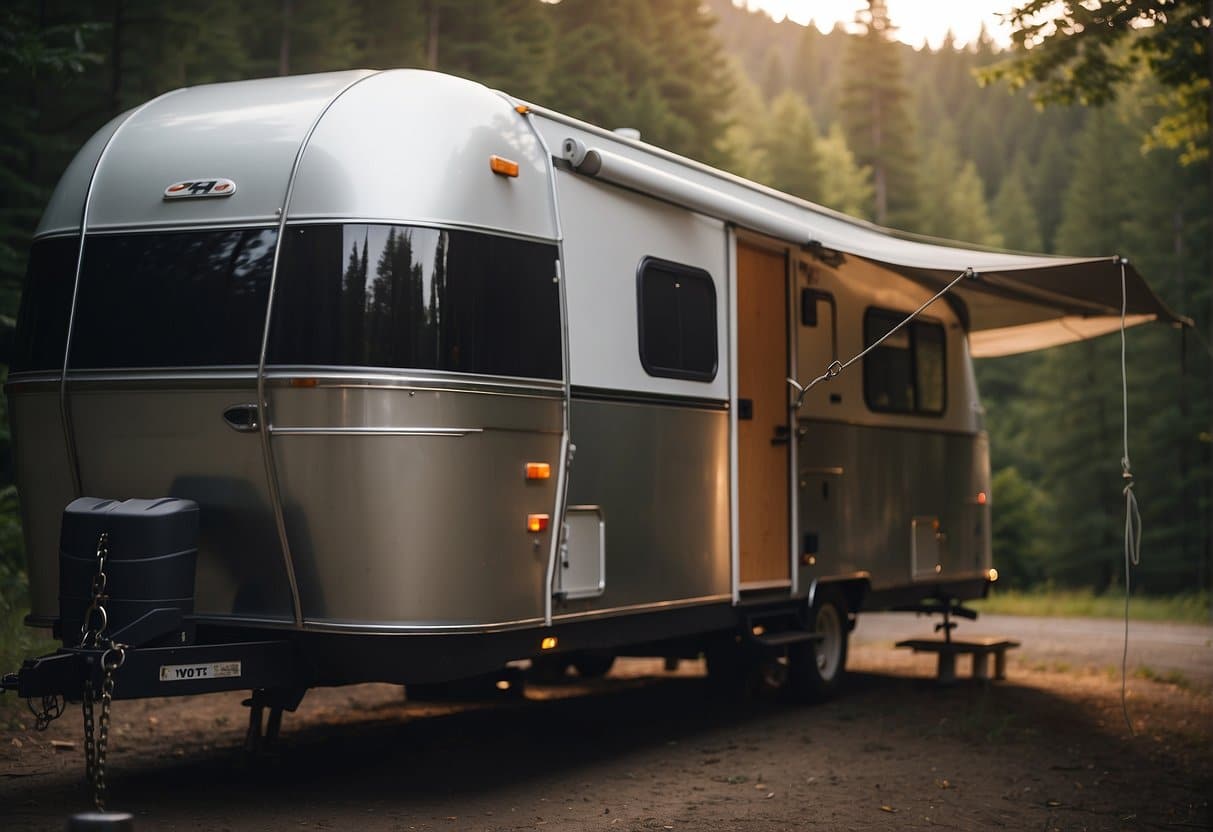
163, 178, 237, 200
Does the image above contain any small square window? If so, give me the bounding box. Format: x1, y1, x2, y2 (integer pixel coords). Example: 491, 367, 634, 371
863, 308, 946, 415
637, 258, 718, 381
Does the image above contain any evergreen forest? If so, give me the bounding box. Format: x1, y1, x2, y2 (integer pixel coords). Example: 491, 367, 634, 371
0, 0, 1208, 614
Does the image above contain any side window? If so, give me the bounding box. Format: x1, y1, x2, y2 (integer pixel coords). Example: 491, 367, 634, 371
10, 235, 79, 373
637, 257, 717, 381
863, 308, 946, 416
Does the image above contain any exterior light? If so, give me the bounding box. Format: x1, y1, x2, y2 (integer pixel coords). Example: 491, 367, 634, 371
490, 155, 519, 177
525, 462, 551, 480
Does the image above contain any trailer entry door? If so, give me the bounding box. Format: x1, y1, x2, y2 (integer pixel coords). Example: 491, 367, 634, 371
736, 242, 791, 587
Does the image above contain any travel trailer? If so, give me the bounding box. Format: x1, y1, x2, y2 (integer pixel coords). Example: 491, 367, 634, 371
4, 70, 1182, 721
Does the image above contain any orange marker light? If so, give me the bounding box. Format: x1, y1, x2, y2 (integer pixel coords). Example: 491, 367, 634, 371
541, 636, 558, 651
976, 491, 988, 505
490, 155, 519, 177
525, 462, 551, 480
527, 513, 549, 533
290, 377, 318, 388
514, 104, 530, 115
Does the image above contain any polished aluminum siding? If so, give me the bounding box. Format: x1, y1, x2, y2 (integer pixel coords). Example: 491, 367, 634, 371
81, 71, 374, 231
266, 381, 562, 627
797, 420, 991, 592
557, 398, 731, 616
67, 376, 295, 619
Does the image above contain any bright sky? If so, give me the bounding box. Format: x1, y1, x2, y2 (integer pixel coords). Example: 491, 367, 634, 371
743, 1, 1021, 49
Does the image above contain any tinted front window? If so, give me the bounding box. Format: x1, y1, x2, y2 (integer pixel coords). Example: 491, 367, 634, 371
11, 235, 79, 373
863, 309, 946, 415
268, 224, 561, 379
69, 228, 276, 369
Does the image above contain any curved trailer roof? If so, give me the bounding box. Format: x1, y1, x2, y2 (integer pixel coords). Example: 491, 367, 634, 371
37, 68, 1186, 358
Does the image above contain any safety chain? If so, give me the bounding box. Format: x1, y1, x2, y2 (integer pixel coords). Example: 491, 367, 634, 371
78, 532, 126, 811
27, 694, 65, 731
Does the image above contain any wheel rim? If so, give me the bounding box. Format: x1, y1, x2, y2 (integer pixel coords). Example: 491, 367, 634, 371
815, 602, 842, 680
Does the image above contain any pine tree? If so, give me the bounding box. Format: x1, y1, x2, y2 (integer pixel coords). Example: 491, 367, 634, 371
759, 45, 786, 100
915, 137, 1002, 247
1031, 129, 1073, 252
716, 57, 773, 184
759, 91, 821, 202
548, 0, 733, 164
992, 154, 1044, 252
815, 123, 874, 219
838, 0, 917, 227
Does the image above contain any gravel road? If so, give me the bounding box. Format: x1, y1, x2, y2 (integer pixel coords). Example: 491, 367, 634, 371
2, 613, 1210, 831
853, 611, 1213, 687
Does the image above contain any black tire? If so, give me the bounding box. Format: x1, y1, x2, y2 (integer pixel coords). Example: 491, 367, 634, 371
528, 654, 572, 684
787, 585, 850, 703
571, 651, 616, 679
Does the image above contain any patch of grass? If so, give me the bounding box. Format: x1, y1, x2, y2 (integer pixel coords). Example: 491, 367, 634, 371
1133, 665, 1193, 690
971, 587, 1211, 623
1, 565, 58, 725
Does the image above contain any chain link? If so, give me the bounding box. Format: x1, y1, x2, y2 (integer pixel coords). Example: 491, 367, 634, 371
77, 532, 126, 811
27, 694, 65, 731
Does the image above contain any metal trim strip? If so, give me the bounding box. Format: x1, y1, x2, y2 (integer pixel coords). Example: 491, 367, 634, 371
278, 216, 558, 245
299, 617, 546, 634
263, 368, 563, 395
269, 426, 483, 437
727, 230, 741, 604
553, 594, 733, 623
797, 415, 981, 439
512, 99, 572, 629
739, 579, 793, 591
256, 70, 383, 628
571, 385, 729, 412
59, 88, 187, 497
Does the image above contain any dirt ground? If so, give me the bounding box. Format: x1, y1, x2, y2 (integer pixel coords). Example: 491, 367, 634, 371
2, 626, 1210, 831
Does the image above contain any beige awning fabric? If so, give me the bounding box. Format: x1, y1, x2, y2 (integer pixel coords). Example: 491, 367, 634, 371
543, 134, 1186, 357
849, 251, 1188, 358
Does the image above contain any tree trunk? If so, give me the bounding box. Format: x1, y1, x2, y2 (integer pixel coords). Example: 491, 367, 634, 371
427, 1, 440, 70
279, 0, 292, 77
110, 0, 124, 114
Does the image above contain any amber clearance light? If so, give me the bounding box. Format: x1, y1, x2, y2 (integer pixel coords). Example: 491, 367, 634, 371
490, 155, 519, 177
525, 462, 551, 480
527, 514, 549, 533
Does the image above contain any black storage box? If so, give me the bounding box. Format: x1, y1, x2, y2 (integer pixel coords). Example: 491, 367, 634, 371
59, 497, 199, 647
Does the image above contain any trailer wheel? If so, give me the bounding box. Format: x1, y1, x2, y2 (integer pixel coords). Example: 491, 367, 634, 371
788, 585, 849, 702
571, 651, 615, 679
529, 654, 572, 684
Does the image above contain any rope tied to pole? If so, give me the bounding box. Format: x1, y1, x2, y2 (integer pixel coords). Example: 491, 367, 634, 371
1116, 255, 1142, 736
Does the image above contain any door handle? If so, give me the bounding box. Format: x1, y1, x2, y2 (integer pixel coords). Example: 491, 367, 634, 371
771, 425, 790, 445
222, 404, 260, 433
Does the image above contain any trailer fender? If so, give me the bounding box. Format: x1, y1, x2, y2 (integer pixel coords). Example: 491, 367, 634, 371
808, 574, 870, 620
